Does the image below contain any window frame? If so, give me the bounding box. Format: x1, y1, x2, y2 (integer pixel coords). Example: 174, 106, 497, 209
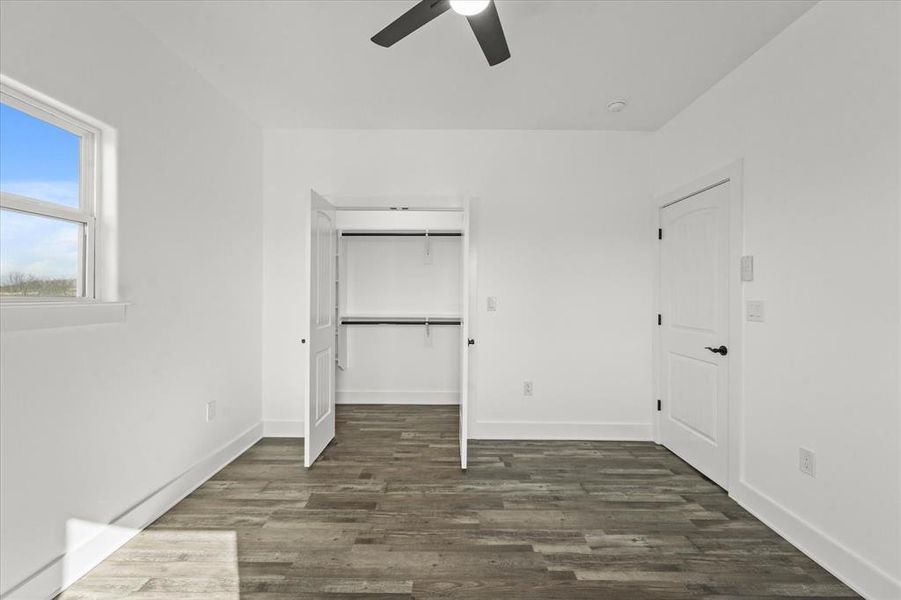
0, 83, 99, 302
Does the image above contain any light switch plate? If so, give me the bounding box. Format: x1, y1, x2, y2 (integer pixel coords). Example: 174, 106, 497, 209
741, 255, 754, 281
487, 297, 497, 312
747, 300, 765, 322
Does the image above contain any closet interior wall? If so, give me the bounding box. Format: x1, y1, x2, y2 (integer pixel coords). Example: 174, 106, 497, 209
336, 209, 464, 405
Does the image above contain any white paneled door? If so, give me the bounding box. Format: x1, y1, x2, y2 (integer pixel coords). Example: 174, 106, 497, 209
304, 190, 337, 468
659, 181, 731, 487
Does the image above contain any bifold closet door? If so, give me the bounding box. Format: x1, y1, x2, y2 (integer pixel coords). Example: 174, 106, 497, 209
459, 200, 471, 470
304, 190, 337, 468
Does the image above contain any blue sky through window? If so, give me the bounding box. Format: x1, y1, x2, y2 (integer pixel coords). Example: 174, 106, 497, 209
0, 102, 82, 288
0, 102, 80, 206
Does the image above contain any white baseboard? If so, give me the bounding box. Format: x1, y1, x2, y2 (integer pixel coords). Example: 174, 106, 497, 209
2, 423, 263, 600
337, 390, 459, 405
472, 420, 653, 441
262, 419, 304, 438
730, 480, 901, 600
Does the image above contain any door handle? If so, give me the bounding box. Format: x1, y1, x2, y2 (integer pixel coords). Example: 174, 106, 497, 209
705, 345, 728, 356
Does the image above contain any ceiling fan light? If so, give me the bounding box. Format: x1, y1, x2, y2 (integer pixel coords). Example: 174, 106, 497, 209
449, 0, 491, 16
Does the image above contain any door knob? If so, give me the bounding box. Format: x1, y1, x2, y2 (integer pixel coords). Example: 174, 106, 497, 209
705, 345, 728, 356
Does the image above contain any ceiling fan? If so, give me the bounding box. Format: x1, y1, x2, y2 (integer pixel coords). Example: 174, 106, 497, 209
371, 0, 511, 66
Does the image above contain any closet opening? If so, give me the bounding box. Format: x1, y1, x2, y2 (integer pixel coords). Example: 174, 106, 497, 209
302, 192, 473, 469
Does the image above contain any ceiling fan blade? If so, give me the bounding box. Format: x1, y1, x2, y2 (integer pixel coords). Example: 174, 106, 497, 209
466, 1, 510, 66
371, 0, 451, 47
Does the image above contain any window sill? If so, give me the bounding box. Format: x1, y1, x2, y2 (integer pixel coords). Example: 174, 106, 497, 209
0, 301, 129, 332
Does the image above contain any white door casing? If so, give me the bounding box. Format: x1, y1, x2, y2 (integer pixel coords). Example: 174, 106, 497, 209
304, 190, 337, 468
459, 199, 471, 470
659, 181, 731, 487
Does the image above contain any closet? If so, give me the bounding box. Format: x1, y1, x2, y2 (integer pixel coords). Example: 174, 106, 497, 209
301, 190, 473, 470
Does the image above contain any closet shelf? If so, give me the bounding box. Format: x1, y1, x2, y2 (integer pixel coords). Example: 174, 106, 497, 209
341, 230, 462, 237
340, 315, 461, 326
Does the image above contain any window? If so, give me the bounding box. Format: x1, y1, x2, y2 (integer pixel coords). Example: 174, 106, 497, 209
0, 84, 98, 300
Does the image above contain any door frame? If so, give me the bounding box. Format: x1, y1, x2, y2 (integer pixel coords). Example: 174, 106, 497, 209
652, 160, 744, 491
325, 195, 475, 471
459, 196, 471, 470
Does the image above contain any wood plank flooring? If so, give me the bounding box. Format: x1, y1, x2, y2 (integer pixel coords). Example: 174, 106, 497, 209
59, 405, 858, 599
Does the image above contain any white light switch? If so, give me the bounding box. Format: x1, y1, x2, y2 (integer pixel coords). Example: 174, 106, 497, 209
746, 300, 765, 322
741, 256, 754, 281
487, 297, 497, 312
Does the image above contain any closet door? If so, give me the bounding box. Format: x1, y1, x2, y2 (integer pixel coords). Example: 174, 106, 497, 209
304, 190, 337, 468
459, 200, 471, 470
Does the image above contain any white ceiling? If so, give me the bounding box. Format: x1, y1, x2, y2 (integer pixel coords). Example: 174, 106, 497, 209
123, 0, 815, 130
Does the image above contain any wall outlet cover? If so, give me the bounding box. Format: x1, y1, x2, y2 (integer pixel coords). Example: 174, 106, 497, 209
487, 297, 497, 312
206, 400, 216, 422
747, 300, 765, 322
523, 381, 533, 396
799, 447, 815, 477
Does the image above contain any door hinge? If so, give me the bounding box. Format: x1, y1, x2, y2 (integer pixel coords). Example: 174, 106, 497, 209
658, 228, 663, 240
657, 399, 662, 411
657, 314, 662, 326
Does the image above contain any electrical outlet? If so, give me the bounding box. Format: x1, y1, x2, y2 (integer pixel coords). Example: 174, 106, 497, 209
799, 447, 815, 477
747, 300, 765, 322
523, 381, 533, 397
487, 297, 497, 312
206, 401, 216, 422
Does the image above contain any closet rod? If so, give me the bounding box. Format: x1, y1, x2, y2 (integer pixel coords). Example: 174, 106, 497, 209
340, 232, 462, 237
341, 319, 461, 325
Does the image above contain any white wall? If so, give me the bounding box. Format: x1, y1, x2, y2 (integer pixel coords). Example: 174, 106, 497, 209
337, 235, 462, 405
0, 2, 263, 597
652, 2, 900, 597
5, 2, 896, 599
262, 129, 654, 439
342, 236, 462, 317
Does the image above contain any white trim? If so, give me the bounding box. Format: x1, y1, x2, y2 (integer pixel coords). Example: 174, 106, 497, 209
0, 193, 91, 224
653, 160, 744, 492
0, 83, 98, 144
337, 390, 459, 405
1, 423, 263, 600
472, 420, 653, 441
731, 480, 901, 600
328, 194, 465, 210
262, 419, 305, 438
0, 301, 128, 332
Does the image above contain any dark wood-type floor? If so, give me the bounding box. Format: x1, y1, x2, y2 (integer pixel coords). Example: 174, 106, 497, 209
60, 405, 858, 599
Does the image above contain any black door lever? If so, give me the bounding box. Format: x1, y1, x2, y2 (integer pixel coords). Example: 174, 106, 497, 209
705, 345, 728, 356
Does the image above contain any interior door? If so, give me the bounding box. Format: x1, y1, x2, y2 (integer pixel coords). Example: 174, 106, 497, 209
659, 181, 730, 487
459, 200, 471, 470
304, 190, 337, 468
